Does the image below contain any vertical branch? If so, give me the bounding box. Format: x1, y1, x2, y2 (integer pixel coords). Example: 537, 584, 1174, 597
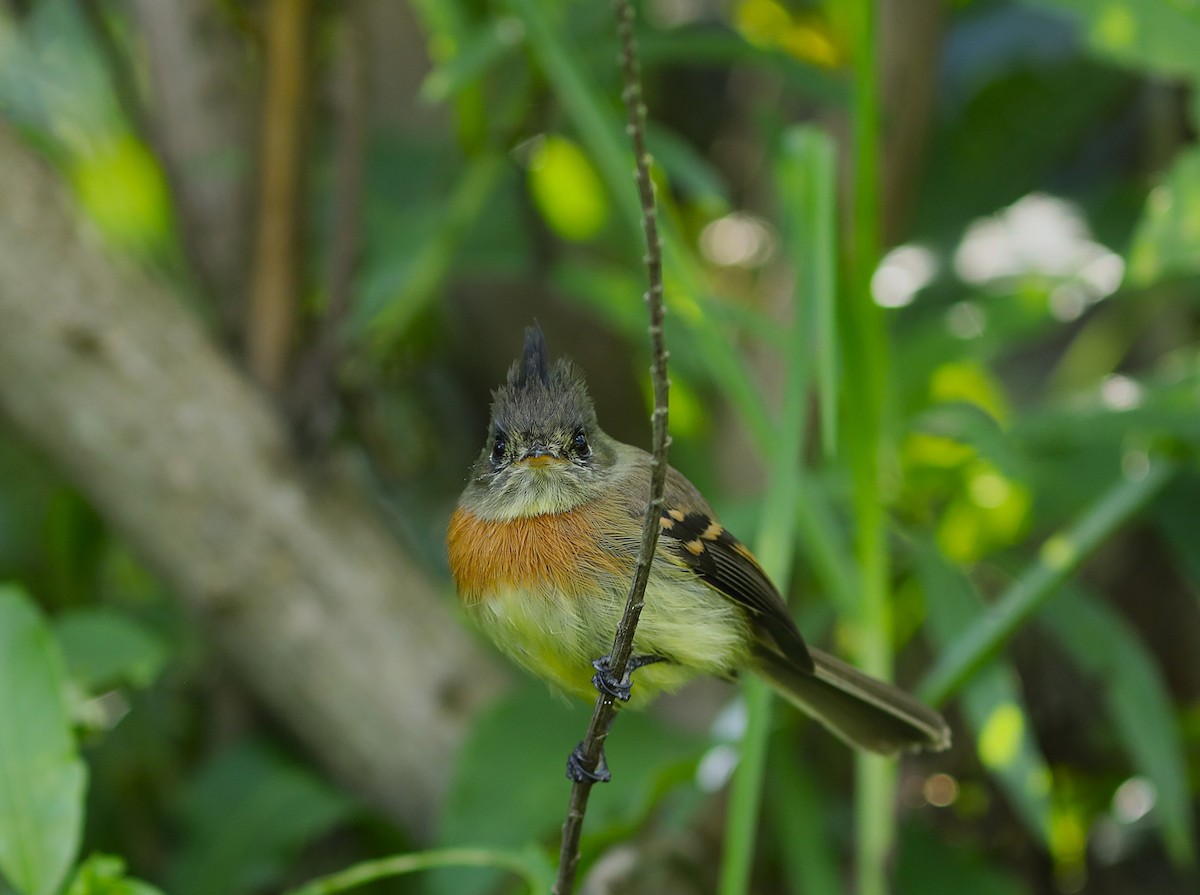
551, 2, 668, 893
248, 0, 313, 388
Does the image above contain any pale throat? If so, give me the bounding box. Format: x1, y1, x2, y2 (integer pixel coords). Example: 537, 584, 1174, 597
477, 465, 598, 520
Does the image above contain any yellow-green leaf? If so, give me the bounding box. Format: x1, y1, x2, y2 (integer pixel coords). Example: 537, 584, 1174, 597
70, 134, 170, 252
527, 135, 609, 242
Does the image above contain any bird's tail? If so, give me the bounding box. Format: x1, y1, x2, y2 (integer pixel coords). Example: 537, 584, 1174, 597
754, 646, 951, 754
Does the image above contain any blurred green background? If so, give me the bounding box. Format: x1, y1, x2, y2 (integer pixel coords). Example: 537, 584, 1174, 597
0, 0, 1198, 894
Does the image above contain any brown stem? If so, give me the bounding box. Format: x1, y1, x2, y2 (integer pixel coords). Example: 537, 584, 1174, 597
552, 2, 669, 892
248, 0, 313, 388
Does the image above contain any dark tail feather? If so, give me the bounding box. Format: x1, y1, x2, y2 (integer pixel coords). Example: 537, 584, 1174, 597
755, 647, 951, 754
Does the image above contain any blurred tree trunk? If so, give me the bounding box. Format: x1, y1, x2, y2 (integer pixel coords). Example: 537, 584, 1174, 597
0, 123, 506, 839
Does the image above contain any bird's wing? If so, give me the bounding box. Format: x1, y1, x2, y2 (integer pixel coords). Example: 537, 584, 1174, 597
632, 461, 815, 673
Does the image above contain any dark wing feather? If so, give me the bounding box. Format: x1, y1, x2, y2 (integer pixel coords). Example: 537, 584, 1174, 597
654, 465, 815, 673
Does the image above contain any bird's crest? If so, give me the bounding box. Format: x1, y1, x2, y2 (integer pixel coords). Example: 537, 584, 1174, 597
514, 322, 551, 388
492, 323, 596, 434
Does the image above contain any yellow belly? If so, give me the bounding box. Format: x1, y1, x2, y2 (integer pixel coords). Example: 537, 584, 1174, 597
464, 563, 753, 708
448, 504, 754, 707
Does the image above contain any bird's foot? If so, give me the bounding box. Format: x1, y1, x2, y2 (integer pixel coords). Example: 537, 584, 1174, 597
567, 742, 610, 783
590, 653, 666, 702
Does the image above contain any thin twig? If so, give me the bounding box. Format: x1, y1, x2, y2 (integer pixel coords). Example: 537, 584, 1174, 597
552, 2, 667, 893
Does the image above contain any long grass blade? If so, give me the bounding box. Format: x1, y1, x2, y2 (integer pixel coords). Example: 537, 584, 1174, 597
842, 1, 892, 892
716, 121, 833, 895
918, 458, 1177, 706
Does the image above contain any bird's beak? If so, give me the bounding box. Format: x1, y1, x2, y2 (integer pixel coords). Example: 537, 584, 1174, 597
518, 446, 566, 467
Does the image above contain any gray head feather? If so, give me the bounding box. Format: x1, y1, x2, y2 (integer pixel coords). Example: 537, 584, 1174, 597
490, 326, 597, 436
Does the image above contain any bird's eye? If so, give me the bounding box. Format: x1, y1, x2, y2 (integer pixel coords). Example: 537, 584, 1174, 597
491, 433, 507, 464
572, 429, 590, 457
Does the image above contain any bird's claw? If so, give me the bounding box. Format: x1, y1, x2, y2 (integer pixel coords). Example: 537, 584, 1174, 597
566, 742, 611, 783
590, 653, 665, 702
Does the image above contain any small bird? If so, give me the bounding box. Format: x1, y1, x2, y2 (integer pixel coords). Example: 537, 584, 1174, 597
447, 325, 949, 776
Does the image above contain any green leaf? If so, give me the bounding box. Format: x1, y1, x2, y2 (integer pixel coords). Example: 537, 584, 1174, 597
915, 60, 1127, 240
70, 133, 171, 254
167, 741, 355, 895
53, 608, 167, 692
527, 134, 610, 242
914, 541, 1052, 845
774, 125, 838, 459
1126, 147, 1200, 287
911, 402, 1026, 482
1045, 0, 1200, 70
1022, 0, 1200, 126
1039, 587, 1197, 866
0, 584, 87, 895
65, 854, 165, 895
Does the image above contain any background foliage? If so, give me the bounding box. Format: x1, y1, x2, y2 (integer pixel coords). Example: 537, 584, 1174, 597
0, 0, 1198, 893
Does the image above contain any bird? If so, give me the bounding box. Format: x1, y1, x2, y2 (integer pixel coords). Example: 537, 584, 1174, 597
447, 324, 949, 778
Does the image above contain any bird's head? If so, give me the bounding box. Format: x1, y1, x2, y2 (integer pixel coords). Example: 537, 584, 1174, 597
462, 324, 617, 519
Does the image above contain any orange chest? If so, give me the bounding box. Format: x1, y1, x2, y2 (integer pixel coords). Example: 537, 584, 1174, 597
447, 506, 623, 602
